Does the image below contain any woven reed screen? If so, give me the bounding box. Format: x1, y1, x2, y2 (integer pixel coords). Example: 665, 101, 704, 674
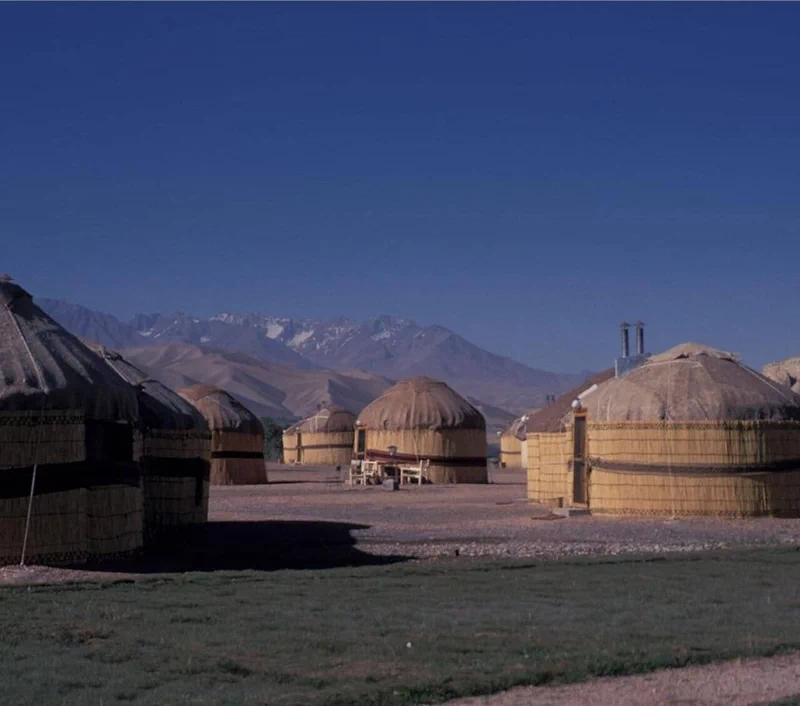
287, 431, 354, 466
587, 421, 800, 517
138, 430, 211, 538
282, 431, 300, 464
499, 434, 523, 468
363, 428, 488, 484
210, 430, 267, 485
526, 432, 572, 505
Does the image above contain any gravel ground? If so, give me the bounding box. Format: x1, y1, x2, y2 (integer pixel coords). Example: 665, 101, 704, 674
439, 653, 800, 706
214, 465, 800, 562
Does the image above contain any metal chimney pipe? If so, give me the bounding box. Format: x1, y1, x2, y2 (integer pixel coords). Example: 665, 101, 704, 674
635, 321, 645, 356
620, 322, 630, 358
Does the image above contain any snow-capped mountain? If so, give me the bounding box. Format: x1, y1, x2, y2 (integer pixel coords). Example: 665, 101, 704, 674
37, 299, 587, 413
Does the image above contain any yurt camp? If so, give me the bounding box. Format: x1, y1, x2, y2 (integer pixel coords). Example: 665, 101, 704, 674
282, 406, 356, 466
0, 278, 143, 566
89, 345, 211, 538
355, 376, 488, 483
499, 416, 526, 469
525, 369, 615, 506
178, 385, 267, 485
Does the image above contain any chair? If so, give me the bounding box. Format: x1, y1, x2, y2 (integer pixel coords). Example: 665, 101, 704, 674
400, 459, 430, 485
349, 459, 366, 486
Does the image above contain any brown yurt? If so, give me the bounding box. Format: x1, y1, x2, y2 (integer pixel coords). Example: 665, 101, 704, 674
499, 416, 525, 468
178, 385, 266, 485
355, 377, 488, 483
526, 369, 615, 506
89, 346, 211, 538
1, 279, 143, 566
282, 407, 356, 466
582, 343, 800, 517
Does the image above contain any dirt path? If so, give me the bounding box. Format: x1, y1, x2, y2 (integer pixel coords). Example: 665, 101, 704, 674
441, 654, 800, 706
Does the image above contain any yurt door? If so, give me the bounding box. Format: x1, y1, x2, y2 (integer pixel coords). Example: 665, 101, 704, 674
296, 433, 303, 464
572, 412, 588, 504
356, 428, 366, 458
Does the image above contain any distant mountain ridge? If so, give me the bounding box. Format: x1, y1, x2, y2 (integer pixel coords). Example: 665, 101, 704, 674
37, 298, 587, 413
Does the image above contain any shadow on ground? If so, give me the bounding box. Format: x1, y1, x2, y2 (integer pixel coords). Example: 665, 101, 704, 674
85, 520, 409, 573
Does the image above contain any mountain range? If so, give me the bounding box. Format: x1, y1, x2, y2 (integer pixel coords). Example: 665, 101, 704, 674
37, 298, 586, 415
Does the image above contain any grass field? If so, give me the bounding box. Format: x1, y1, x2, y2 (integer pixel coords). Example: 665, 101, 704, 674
2, 549, 800, 706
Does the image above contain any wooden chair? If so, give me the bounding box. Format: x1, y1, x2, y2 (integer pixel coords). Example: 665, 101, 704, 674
349, 459, 366, 486
400, 459, 430, 485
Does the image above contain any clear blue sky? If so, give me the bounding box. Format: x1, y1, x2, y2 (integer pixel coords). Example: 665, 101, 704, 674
2, 3, 799, 373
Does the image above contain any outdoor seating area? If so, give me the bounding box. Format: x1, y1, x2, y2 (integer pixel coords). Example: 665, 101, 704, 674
348, 458, 431, 486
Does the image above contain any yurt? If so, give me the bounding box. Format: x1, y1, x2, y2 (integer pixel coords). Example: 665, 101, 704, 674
526, 369, 615, 506
89, 346, 211, 538
1, 278, 143, 566
178, 385, 266, 485
282, 407, 356, 466
499, 416, 525, 468
582, 343, 800, 517
355, 376, 488, 483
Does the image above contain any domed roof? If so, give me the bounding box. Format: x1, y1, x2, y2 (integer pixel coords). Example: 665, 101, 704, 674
526, 369, 616, 434
177, 384, 263, 435
0, 280, 138, 420
285, 406, 356, 435
585, 343, 800, 422
356, 376, 485, 431
88, 344, 208, 432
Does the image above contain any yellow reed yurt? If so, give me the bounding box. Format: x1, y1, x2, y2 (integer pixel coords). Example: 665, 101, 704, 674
582, 343, 800, 517
178, 385, 266, 485
282, 407, 356, 466
499, 416, 526, 468
1, 279, 143, 566
355, 376, 488, 483
525, 369, 615, 506
89, 346, 211, 538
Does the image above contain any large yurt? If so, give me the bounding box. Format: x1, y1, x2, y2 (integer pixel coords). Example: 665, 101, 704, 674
355, 376, 488, 483
526, 369, 615, 506
499, 416, 526, 468
89, 346, 211, 538
1, 279, 143, 566
282, 406, 356, 466
582, 343, 800, 517
178, 385, 266, 485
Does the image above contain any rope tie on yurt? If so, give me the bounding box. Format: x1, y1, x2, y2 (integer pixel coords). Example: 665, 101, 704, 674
8, 303, 49, 567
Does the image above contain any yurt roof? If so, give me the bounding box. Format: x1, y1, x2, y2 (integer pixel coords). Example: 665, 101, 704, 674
356, 376, 485, 431
177, 384, 263, 435
0, 280, 138, 420
88, 344, 208, 432
285, 406, 356, 435
526, 369, 616, 434
585, 343, 800, 422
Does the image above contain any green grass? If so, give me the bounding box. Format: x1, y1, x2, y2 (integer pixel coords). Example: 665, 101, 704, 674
2, 549, 800, 706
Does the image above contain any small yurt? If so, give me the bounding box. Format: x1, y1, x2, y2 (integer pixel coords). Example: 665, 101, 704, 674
1, 278, 143, 566
499, 416, 525, 468
89, 346, 211, 538
355, 376, 488, 483
282, 407, 356, 466
178, 385, 266, 485
583, 343, 800, 517
526, 369, 615, 506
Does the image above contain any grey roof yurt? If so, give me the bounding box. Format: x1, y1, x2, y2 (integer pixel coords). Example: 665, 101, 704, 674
89, 345, 212, 539
178, 385, 267, 485
1, 278, 143, 566
355, 376, 488, 483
